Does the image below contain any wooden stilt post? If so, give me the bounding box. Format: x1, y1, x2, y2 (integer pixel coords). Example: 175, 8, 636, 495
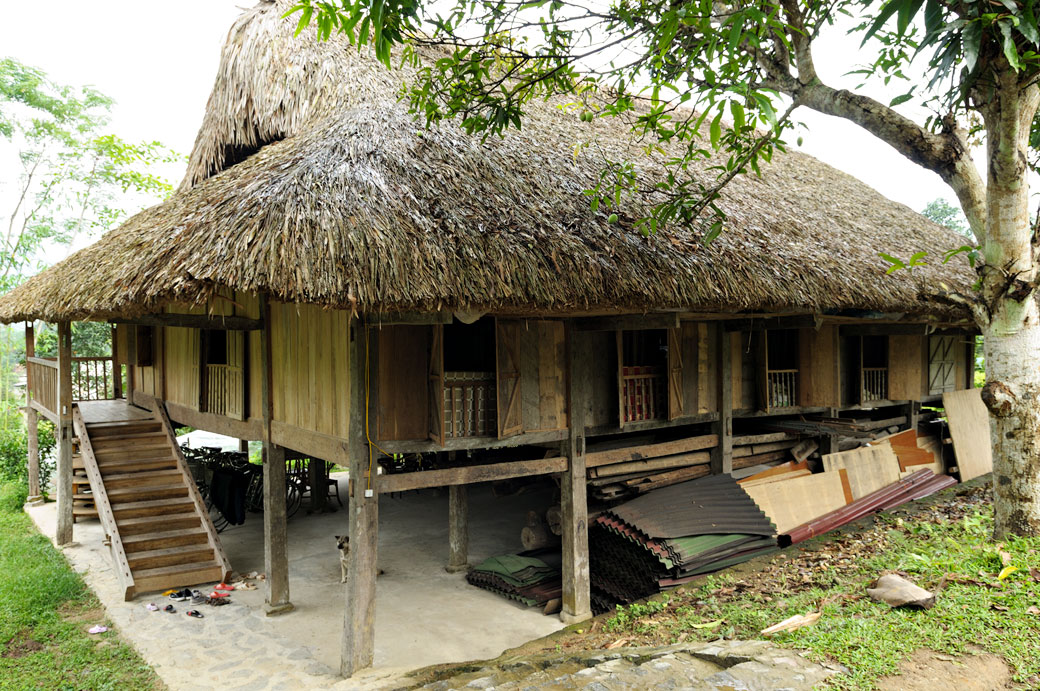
25, 323, 42, 504
111, 324, 123, 400
55, 321, 74, 545
446, 484, 469, 573
711, 326, 733, 475
259, 295, 292, 615
342, 319, 379, 677
560, 323, 591, 625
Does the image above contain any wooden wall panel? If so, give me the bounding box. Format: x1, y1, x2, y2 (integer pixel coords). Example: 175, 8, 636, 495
375, 325, 430, 441
269, 302, 350, 440
164, 327, 200, 409
797, 325, 839, 407
681, 322, 698, 417
888, 334, 924, 401
248, 331, 262, 421
730, 332, 742, 412
516, 320, 567, 432
132, 327, 163, 398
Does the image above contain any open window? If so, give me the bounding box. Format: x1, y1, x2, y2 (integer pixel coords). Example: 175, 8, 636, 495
860, 335, 889, 402
617, 329, 669, 425
429, 317, 498, 443
133, 326, 155, 367
201, 330, 245, 420
761, 329, 799, 410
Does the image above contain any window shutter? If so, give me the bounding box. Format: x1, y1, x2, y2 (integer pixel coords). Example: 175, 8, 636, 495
667, 326, 684, 420
928, 335, 957, 394
226, 331, 246, 420
428, 324, 445, 445
495, 319, 522, 438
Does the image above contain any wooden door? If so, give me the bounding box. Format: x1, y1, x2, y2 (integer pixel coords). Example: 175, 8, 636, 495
928, 335, 958, 394
495, 319, 522, 438
429, 324, 445, 445
667, 326, 684, 420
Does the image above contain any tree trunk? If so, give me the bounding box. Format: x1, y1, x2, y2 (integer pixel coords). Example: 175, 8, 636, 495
983, 310, 1040, 538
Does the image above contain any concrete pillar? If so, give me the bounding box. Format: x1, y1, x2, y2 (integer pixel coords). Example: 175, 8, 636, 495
342, 321, 379, 677
446, 484, 469, 573
561, 324, 591, 625
55, 321, 73, 545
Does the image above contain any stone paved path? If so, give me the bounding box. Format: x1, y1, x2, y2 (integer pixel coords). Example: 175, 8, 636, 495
418, 640, 846, 690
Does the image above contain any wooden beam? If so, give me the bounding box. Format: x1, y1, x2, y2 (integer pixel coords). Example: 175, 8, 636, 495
342, 322, 378, 677
573, 313, 679, 332
561, 324, 591, 624
585, 434, 718, 469
723, 315, 819, 332
367, 310, 452, 326
25, 323, 42, 503
375, 428, 568, 455
55, 321, 73, 546
839, 323, 929, 336
114, 313, 263, 331
377, 456, 567, 493
445, 485, 469, 573
162, 399, 262, 440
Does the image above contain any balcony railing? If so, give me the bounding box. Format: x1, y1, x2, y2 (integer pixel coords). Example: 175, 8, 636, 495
71, 356, 119, 402
27, 357, 59, 422
443, 371, 496, 438
206, 364, 244, 418
767, 369, 798, 409
622, 366, 665, 422
862, 367, 888, 402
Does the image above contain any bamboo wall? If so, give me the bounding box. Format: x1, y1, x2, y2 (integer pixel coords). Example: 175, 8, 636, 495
269, 301, 351, 439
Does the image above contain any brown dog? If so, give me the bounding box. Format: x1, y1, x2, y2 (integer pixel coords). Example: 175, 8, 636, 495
336, 535, 384, 582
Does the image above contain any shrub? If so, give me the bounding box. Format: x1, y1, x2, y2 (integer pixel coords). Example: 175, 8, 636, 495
0, 481, 28, 511
0, 418, 56, 491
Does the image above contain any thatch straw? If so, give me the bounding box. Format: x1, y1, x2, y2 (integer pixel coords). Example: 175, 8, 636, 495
0, 0, 975, 324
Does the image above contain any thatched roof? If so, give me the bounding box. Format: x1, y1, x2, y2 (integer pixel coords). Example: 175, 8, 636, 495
0, 0, 975, 324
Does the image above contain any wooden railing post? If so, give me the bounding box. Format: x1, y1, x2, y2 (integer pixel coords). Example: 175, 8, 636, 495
25, 323, 43, 504
55, 321, 74, 546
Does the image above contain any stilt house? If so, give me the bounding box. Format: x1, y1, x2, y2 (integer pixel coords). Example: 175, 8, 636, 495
0, 0, 978, 676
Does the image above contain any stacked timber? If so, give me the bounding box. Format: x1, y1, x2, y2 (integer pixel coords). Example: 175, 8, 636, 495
731, 432, 816, 473
588, 475, 777, 612
585, 433, 717, 501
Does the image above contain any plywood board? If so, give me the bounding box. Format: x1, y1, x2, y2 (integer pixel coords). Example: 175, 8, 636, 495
822, 441, 901, 499
943, 388, 992, 481
888, 334, 924, 401
743, 472, 850, 534
797, 324, 839, 407
375, 325, 430, 441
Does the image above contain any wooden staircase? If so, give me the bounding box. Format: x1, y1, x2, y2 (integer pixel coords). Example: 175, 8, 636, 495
73, 404, 231, 600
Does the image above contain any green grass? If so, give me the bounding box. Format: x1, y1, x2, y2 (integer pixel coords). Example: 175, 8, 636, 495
0, 485, 161, 690
606, 491, 1040, 689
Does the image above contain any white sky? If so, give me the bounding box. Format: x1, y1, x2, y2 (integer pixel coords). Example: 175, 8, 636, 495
0, 0, 964, 264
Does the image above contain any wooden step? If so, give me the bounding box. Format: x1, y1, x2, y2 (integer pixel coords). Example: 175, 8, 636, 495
132, 561, 224, 595
98, 458, 179, 474
126, 544, 216, 570
89, 431, 170, 445
91, 440, 172, 456
116, 512, 201, 535
94, 446, 174, 462
87, 421, 162, 437
107, 483, 188, 504
122, 527, 209, 553
102, 469, 184, 488
111, 496, 196, 519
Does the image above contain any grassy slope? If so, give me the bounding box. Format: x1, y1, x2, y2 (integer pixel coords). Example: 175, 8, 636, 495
0, 495, 162, 690
602, 485, 1040, 689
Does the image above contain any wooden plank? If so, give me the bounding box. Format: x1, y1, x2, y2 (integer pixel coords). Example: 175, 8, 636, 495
574, 313, 679, 332
496, 320, 522, 438
378, 456, 568, 493
375, 326, 429, 441
697, 323, 710, 414
732, 440, 798, 458
585, 434, 718, 468
943, 388, 992, 481
667, 326, 684, 420
742, 471, 851, 534
520, 323, 540, 432
589, 451, 711, 478
733, 432, 798, 446
888, 334, 924, 401
625, 464, 711, 492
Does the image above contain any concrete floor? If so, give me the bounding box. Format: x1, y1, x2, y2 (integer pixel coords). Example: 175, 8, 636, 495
220, 476, 565, 672
28, 478, 565, 688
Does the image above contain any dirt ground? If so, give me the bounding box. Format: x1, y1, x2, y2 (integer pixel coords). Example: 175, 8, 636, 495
876, 648, 1013, 691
